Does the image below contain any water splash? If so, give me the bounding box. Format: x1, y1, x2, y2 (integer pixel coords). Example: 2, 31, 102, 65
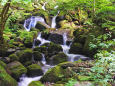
51, 11, 60, 28
61, 33, 88, 62
24, 16, 50, 31
42, 2, 47, 10
37, 32, 50, 46
18, 75, 42, 86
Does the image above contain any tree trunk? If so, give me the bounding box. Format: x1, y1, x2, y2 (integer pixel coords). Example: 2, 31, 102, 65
0, 0, 11, 44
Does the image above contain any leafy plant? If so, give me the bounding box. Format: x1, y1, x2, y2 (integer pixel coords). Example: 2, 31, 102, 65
65, 79, 77, 86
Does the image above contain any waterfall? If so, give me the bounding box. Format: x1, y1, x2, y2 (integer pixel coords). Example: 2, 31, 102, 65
41, 54, 46, 65
61, 33, 88, 62
42, 2, 47, 10
24, 16, 50, 31
18, 32, 89, 86
51, 11, 60, 28
37, 32, 50, 46
18, 75, 42, 86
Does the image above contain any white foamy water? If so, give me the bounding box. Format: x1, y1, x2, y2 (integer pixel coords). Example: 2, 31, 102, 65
24, 16, 50, 31
51, 11, 60, 28
61, 33, 88, 62
18, 75, 42, 86
37, 32, 50, 46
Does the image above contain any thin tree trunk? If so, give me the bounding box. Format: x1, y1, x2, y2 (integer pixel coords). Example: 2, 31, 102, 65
0, 0, 11, 44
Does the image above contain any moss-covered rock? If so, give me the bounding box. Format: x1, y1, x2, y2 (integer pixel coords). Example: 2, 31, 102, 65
7, 61, 27, 80
33, 51, 42, 61
40, 61, 94, 83
0, 65, 18, 86
34, 42, 63, 61
0, 60, 7, 68
29, 81, 44, 86
27, 64, 43, 77
8, 54, 19, 62
48, 33, 63, 44
17, 49, 33, 65
69, 43, 83, 54
45, 42, 63, 59
48, 52, 68, 65
24, 36, 33, 48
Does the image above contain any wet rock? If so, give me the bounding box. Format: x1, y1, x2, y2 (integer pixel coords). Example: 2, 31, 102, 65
40, 61, 94, 83
45, 42, 63, 59
41, 32, 51, 40
16, 49, 33, 65
48, 52, 68, 65
6, 48, 16, 56
27, 64, 43, 77
24, 36, 33, 48
35, 22, 47, 31
8, 54, 19, 62
7, 61, 27, 80
69, 43, 83, 54
0, 57, 10, 64
34, 39, 41, 46
33, 51, 42, 61
48, 33, 63, 44
0, 65, 18, 86
28, 81, 44, 86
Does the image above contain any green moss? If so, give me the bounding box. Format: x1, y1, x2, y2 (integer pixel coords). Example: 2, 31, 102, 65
50, 52, 68, 65
27, 64, 43, 77
7, 61, 27, 80
0, 60, 7, 68
0, 65, 17, 86
8, 54, 19, 62
40, 64, 64, 83
29, 81, 44, 86
33, 51, 42, 61
77, 75, 91, 81
17, 49, 33, 64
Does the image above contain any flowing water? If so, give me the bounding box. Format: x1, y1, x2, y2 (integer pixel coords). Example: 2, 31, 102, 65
51, 11, 60, 28
21, 3, 89, 85
18, 32, 89, 86
24, 16, 50, 31
42, 2, 47, 10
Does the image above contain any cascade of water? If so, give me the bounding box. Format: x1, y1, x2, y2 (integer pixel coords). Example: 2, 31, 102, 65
51, 11, 60, 28
18, 75, 42, 86
42, 2, 47, 10
61, 33, 88, 62
37, 32, 50, 46
24, 16, 50, 31
41, 54, 46, 65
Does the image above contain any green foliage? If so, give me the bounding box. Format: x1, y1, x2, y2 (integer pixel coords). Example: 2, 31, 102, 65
89, 33, 115, 51
65, 79, 77, 86
89, 50, 115, 85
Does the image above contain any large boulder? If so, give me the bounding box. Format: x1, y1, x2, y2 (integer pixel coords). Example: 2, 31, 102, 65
8, 54, 19, 62
7, 61, 27, 80
44, 43, 63, 60
48, 33, 63, 44
34, 39, 41, 46
69, 43, 83, 54
29, 81, 44, 86
24, 36, 33, 48
0, 65, 18, 86
27, 64, 43, 77
33, 51, 42, 61
35, 42, 63, 60
16, 49, 33, 65
41, 32, 51, 40
40, 61, 94, 83
48, 52, 68, 65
